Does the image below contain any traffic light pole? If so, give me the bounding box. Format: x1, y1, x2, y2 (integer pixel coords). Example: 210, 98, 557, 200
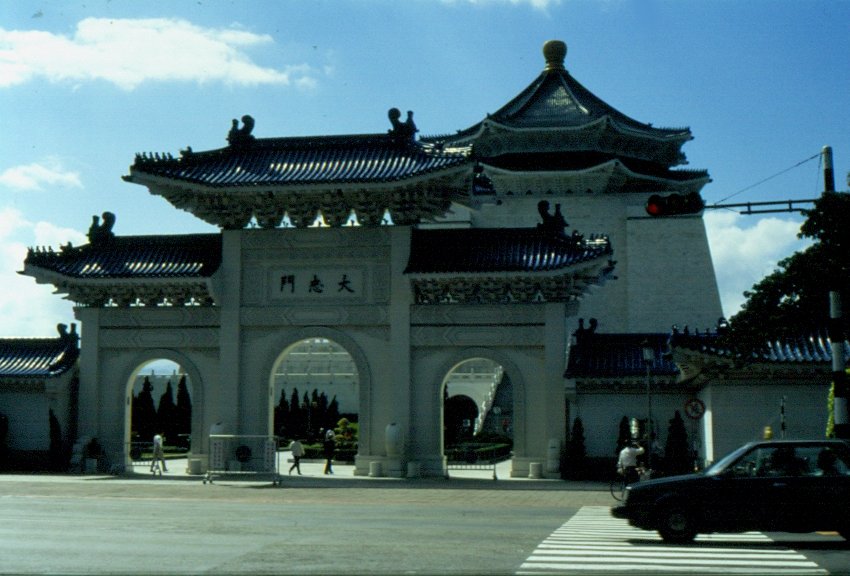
822, 146, 849, 439
830, 292, 848, 438
704, 198, 818, 215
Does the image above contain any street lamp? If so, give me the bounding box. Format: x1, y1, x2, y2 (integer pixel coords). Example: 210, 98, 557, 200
641, 339, 655, 474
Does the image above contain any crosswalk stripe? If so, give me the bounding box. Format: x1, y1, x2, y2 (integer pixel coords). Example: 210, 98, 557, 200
517, 506, 827, 575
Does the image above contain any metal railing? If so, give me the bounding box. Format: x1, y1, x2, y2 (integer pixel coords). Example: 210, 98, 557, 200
445, 444, 510, 480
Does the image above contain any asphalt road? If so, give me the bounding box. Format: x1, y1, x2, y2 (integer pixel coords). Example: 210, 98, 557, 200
0, 463, 847, 575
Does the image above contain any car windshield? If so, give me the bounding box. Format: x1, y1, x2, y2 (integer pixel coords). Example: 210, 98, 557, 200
704, 444, 755, 477
704, 441, 850, 478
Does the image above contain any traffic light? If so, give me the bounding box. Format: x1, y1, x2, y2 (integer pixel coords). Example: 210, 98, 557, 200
645, 192, 704, 217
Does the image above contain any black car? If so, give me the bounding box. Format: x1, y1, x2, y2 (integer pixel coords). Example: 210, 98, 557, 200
612, 439, 850, 543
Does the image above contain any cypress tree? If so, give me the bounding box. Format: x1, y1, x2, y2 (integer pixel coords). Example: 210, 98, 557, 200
157, 381, 177, 442
564, 417, 587, 479
175, 375, 192, 448
49, 409, 64, 471
664, 410, 691, 476
134, 377, 157, 442
274, 389, 289, 438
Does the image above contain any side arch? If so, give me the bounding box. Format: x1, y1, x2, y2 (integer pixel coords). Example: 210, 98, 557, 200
433, 347, 527, 457
260, 327, 373, 454
121, 348, 206, 457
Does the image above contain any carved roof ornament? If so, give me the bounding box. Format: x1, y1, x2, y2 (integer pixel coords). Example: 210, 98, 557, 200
536, 200, 569, 236
388, 108, 418, 140
56, 322, 79, 349
543, 39, 567, 71
227, 115, 255, 148
87, 211, 115, 244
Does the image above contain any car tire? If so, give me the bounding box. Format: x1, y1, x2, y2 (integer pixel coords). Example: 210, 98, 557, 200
657, 505, 697, 544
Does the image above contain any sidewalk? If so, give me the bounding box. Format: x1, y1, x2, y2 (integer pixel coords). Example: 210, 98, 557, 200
127, 452, 607, 491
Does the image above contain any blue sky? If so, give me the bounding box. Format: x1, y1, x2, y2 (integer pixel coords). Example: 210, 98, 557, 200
1, 0, 848, 337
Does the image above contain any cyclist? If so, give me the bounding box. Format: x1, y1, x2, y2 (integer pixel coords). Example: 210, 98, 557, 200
617, 441, 645, 485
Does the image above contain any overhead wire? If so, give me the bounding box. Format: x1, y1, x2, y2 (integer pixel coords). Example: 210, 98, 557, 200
714, 152, 822, 205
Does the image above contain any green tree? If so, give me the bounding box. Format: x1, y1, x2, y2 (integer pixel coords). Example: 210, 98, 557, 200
157, 381, 177, 441
563, 417, 587, 479
274, 389, 289, 438
132, 377, 157, 442
663, 410, 690, 476
175, 375, 192, 446
289, 388, 303, 439
49, 409, 64, 471
725, 192, 850, 355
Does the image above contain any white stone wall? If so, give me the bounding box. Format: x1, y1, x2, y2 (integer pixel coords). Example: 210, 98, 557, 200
700, 380, 830, 464
572, 390, 695, 460
2, 392, 50, 450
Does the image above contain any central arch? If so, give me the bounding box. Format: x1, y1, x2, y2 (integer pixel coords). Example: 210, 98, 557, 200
269, 337, 359, 443
263, 327, 372, 455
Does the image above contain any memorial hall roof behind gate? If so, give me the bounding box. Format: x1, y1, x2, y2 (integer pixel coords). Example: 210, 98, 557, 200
423, 40, 695, 169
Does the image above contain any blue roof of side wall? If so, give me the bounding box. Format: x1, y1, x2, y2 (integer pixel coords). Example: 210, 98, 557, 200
0, 334, 79, 379
565, 332, 677, 378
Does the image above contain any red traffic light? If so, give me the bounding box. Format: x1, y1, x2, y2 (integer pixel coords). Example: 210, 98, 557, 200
645, 193, 704, 217
646, 194, 664, 216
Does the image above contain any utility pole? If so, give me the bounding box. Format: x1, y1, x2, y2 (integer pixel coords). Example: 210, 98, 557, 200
823, 146, 849, 439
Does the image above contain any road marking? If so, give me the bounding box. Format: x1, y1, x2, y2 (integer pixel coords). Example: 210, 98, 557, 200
517, 506, 827, 574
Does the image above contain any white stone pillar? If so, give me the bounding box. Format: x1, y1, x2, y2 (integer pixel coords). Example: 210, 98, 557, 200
217, 230, 242, 436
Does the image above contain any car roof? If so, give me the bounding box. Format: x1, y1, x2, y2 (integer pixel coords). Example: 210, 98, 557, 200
746, 439, 850, 448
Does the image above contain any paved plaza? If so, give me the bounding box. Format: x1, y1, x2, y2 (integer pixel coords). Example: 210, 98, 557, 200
1, 457, 847, 574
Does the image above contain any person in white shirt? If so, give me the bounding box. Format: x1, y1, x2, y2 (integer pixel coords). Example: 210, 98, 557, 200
617, 442, 645, 484
288, 439, 305, 475
151, 433, 168, 472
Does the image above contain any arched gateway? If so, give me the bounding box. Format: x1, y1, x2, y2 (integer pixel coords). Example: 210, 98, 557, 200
22, 40, 723, 476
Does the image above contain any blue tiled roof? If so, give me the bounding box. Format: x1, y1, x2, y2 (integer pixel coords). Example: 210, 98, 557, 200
24, 234, 221, 279
428, 61, 693, 167
565, 333, 679, 378
404, 228, 612, 274
486, 67, 689, 137
0, 336, 78, 379
127, 134, 470, 188
672, 331, 850, 364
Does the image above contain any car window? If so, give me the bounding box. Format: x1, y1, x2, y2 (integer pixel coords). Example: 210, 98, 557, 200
726, 445, 810, 478
796, 445, 850, 477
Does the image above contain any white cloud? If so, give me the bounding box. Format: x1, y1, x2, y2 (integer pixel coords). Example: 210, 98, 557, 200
704, 210, 812, 319
0, 159, 82, 191
0, 208, 86, 337
0, 18, 316, 90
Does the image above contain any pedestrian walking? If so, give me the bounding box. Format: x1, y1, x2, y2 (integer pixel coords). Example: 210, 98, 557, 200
151, 433, 167, 472
289, 439, 304, 475
323, 429, 335, 475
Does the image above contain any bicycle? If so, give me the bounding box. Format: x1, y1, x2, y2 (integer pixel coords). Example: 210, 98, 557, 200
610, 466, 650, 501
609, 473, 627, 501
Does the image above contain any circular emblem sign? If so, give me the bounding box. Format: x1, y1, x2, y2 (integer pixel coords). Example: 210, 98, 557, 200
684, 398, 706, 420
